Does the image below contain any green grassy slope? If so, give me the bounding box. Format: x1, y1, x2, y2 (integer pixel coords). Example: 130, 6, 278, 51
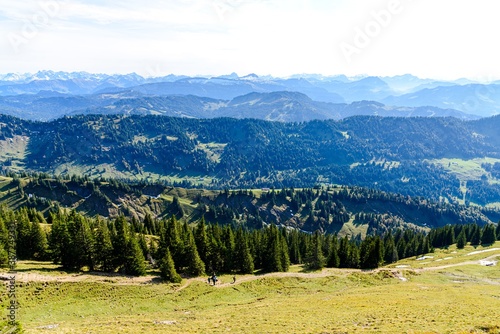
4, 242, 500, 334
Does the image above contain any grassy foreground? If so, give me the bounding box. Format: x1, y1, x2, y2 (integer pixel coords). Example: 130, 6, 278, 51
2, 244, 500, 333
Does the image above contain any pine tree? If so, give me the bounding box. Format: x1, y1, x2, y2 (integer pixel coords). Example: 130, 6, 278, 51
306, 231, 326, 270
481, 224, 496, 245
184, 229, 205, 277
94, 221, 115, 272
470, 224, 482, 246
124, 233, 147, 276
138, 232, 149, 258
48, 214, 67, 264
279, 234, 290, 272
16, 210, 32, 260
112, 216, 129, 270
30, 221, 48, 260
327, 236, 340, 268
338, 236, 350, 268
222, 226, 235, 272
160, 248, 182, 283
456, 228, 467, 249
0, 243, 8, 266
263, 225, 288, 272
347, 242, 360, 269
288, 230, 301, 264
194, 217, 209, 271
234, 228, 254, 274
67, 213, 95, 270
496, 222, 500, 241
383, 232, 398, 264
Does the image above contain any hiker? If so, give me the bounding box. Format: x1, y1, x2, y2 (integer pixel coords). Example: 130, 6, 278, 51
212, 274, 217, 285
208, 277, 211, 285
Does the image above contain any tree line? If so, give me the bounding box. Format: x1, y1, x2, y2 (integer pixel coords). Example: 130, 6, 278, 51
1, 205, 498, 283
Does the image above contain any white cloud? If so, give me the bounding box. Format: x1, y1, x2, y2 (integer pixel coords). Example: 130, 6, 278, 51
0, 0, 499, 80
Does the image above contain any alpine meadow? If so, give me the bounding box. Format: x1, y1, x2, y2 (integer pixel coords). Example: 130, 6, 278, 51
1, 0, 500, 333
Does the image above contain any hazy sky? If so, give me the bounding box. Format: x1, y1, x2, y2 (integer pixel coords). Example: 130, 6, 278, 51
0, 0, 498, 80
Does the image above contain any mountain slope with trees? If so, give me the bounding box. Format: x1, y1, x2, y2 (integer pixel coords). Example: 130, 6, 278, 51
2, 114, 500, 204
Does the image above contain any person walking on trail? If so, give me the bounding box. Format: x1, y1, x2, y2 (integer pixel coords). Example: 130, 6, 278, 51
211, 274, 218, 285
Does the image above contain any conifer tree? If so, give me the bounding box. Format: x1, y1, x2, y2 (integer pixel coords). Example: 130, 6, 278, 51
94, 221, 115, 272
234, 228, 254, 274
194, 217, 209, 270
470, 224, 482, 246
338, 236, 350, 268
184, 229, 205, 277
456, 228, 467, 249
481, 224, 496, 245
347, 242, 360, 269
496, 222, 500, 241
288, 230, 301, 264
326, 235, 340, 268
15, 210, 32, 260
279, 233, 290, 272
30, 221, 48, 260
222, 226, 235, 272
0, 243, 8, 266
306, 231, 326, 270
160, 248, 182, 283
138, 232, 149, 258
112, 216, 129, 270
124, 233, 147, 276
383, 232, 398, 264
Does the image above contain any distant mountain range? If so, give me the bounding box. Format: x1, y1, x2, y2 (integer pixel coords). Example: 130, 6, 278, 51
0, 71, 498, 120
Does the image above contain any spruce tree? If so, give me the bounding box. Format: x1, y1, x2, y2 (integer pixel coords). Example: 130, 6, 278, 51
94, 222, 115, 272
30, 221, 48, 260
347, 242, 360, 269
496, 222, 500, 241
194, 217, 209, 270
306, 231, 326, 270
338, 236, 350, 268
288, 230, 301, 265
222, 226, 235, 272
456, 228, 467, 249
112, 216, 129, 270
185, 229, 205, 277
160, 248, 182, 283
279, 233, 290, 272
327, 236, 340, 268
124, 233, 147, 276
383, 232, 398, 264
481, 224, 496, 245
470, 224, 482, 246
15, 211, 32, 260
234, 228, 254, 274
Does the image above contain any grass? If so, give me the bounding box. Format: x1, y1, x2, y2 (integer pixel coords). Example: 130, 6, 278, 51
0, 135, 29, 171
3, 242, 500, 333
429, 157, 500, 182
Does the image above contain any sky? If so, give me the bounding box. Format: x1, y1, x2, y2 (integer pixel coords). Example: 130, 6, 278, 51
0, 0, 499, 81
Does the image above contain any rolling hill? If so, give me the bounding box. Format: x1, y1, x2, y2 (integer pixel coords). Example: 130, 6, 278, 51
2, 114, 500, 205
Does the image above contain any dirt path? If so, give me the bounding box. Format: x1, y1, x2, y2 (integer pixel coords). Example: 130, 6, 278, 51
413, 253, 500, 272
3, 253, 499, 288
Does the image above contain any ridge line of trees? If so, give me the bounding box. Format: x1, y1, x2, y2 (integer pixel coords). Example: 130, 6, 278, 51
1, 205, 498, 282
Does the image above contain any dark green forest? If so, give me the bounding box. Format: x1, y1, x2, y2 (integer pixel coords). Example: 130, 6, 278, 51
2, 173, 499, 232
2, 114, 500, 204
1, 205, 498, 282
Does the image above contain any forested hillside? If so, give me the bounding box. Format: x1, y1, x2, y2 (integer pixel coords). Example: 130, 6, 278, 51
0, 204, 498, 280
2, 114, 500, 205
1, 174, 498, 235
